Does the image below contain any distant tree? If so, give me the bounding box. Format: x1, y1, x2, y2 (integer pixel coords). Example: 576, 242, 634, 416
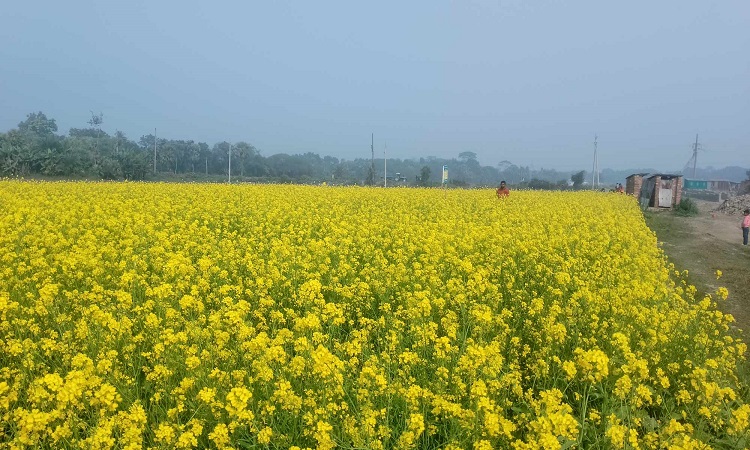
88, 112, 104, 168
233, 141, 257, 177
120, 150, 149, 180
419, 166, 431, 186
69, 128, 110, 138
98, 156, 122, 180
7, 111, 626, 184
114, 130, 126, 154
211, 142, 231, 175
298, 152, 322, 179
499, 162, 523, 184
88, 112, 103, 136
244, 146, 268, 177
18, 112, 58, 137
571, 170, 586, 189
198, 142, 211, 175
497, 160, 512, 171
88, 111, 103, 128
0, 130, 27, 175
332, 163, 349, 182
458, 151, 477, 162
159, 140, 177, 174
185, 141, 201, 173
528, 178, 554, 190
321, 155, 338, 180
61, 137, 94, 176
15, 112, 62, 174
455, 152, 482, 184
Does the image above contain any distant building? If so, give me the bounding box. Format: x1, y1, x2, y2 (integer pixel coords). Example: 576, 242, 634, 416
384, 172, 408, 183
626, 173, 683, 209
684, 179, 740, 193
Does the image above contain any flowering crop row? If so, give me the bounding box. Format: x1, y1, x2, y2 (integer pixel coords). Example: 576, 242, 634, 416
0, 181, 747, 449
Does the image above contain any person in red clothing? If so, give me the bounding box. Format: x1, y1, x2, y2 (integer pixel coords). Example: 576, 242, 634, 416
742, 208, 749, 246
496, 180, 510, 198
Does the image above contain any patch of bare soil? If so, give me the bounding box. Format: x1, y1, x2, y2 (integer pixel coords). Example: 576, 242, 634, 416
645, 201, 750, 340
692, 200, 749, 247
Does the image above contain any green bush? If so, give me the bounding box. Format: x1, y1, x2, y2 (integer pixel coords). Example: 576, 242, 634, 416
674, 197, 699, 216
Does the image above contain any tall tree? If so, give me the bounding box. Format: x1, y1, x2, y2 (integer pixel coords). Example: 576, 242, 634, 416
0, 130, 27, 176
18, 112, 58, 137
233, 142, 257, 177
366, 165, 375, 186
419, 166, 431, 186
198, 142, 211, 175
571, 170, 586, 189
458, 151, 477, 162
114, 130, 126, 154
212, 142, 231, 175
88, 112, 104, 169
16, 112, 61, 174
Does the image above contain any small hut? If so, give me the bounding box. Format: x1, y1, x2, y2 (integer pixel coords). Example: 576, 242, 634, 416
626, 173, 683, 210
625, 173, 649, 197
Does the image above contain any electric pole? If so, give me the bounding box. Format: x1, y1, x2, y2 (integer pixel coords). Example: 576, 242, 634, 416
384, 142, 387, 188
595, 135, 599, 187
371, 133, 375, 186
692, 134, 699, 178
153, 128, 157, 174
228, 143, 232, 184
591, 134, 599, 189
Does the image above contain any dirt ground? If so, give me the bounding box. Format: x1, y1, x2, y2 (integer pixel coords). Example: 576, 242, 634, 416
644, 200, 750, 340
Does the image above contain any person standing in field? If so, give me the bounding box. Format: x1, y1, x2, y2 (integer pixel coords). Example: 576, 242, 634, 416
496, 181, 510, 198
742, 208, 750, 245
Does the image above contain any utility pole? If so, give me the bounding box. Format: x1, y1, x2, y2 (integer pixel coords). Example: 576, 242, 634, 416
228, 143, 232, 184
692, 134, 699, 178
591, 134, 599, 189
384, 142, 387, 187
153, 128, 157, 174
595, 136, 599, 187
371, 133, 375, 186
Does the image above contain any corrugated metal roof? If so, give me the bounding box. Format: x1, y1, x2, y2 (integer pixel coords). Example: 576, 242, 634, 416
647, 173, 682, 180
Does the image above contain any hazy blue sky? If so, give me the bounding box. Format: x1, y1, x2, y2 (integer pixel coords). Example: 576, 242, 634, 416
1, 1, 748, 171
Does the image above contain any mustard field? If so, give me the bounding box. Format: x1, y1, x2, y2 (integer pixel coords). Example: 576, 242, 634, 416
0, 181, 748, 449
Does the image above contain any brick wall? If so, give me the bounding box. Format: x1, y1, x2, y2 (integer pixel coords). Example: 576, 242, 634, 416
626, 175, 643, 197
653, 176, 661, 207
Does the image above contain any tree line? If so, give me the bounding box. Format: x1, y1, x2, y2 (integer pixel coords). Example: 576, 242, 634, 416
1, 112, 589, 187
